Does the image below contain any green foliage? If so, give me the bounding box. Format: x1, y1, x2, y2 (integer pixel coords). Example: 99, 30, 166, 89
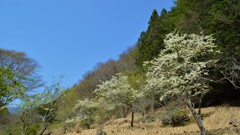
138, 115, 156, 123
0, 125, 22, 135
161, 101, 190, 126
20, 80, 63, 135
161, 108, 190, 126
56, 89, 79, 120
136, 9, 170, 67
0, 48, 43, 90
0, 67, 25, 111
0, 48, 43, 112
127, 71, 146, 90
24, 124, 41, 135
205, 0, 240, 49
0, 123, 40, 135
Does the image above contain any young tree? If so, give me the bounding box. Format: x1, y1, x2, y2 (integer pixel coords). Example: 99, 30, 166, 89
20, 81, 62, 135
20, 94, 41, 135
127, 72, 149, 116
37, 82, 62, 135
94, 73, 144, 127
145, 32, 219, 135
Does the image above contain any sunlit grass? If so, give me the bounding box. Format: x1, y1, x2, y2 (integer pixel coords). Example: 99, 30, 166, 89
61, 106, 240, 135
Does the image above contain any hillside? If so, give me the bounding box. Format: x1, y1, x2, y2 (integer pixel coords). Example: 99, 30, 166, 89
43, 0, 240, 134
1, 0, 240, 135
50, 106, 240, 135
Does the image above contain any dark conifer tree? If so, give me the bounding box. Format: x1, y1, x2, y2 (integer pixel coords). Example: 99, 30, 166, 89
136, 9, 170, 67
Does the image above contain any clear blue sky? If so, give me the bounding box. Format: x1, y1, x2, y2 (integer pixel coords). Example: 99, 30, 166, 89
0, 0, 175, 89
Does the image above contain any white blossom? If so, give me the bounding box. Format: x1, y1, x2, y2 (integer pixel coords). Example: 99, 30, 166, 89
94, 73, 144, 110
145, 32, 219, 101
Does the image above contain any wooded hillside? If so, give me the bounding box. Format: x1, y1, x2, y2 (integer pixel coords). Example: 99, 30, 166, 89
1, 0, 240, 135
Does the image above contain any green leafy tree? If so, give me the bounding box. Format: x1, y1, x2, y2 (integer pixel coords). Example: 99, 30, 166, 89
0, 49, 43, 111
0, 67, 25, 112
0, 49, 43, 90
20, 94, 41, 135
37, 82, 62, 135
145, 32, 219, 135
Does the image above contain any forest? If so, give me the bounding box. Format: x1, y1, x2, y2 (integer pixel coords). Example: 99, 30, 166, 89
0, 0, 240, 135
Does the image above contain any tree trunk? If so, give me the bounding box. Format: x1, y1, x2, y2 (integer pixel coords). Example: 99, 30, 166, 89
150, 92, 154, 112
198, 94, 203, 115
186, 100, 207, 135
198, 98, 202, 115
124, 107, 128, 118
38, 122, 48, 135
22, 123, 28, 135
131, 108, 135, 127
22, 126, 26, 135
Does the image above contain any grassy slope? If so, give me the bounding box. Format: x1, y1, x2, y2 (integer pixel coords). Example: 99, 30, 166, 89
54, 106, 240, 135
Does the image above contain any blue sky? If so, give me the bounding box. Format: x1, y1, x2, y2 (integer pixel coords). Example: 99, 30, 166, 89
0, 0, 175, 89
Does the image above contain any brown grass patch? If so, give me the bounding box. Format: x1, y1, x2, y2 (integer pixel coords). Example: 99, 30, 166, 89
61, 106, 240, 135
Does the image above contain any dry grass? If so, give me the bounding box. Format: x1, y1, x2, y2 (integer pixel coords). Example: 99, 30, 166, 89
61, 106, 240, 135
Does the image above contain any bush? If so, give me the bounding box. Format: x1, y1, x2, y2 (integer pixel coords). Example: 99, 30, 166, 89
25, 124, 41, 135
138, 115, 156, 123
80, 119, 92, 129
96, 128, 106, 135
161, 108, 190, 126
0, 125, 22, 135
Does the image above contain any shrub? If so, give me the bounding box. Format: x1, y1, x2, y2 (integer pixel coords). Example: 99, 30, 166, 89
138, 115, 156, 123
80, 119, 92, 129
161, 108, 190, 126
25, 124, 41, 135
0, 125, 22, 135
96, 128, 106, 135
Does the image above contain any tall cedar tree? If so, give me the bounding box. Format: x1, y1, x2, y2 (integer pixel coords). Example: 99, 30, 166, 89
136, 9, 169, 67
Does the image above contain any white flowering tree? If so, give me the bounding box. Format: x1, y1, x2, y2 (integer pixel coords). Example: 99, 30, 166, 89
145, 32, 219, 135
94, 73, 144, 127
73, 99, 104, 128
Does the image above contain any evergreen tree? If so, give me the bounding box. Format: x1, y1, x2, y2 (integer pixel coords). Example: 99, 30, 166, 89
136, 9, 170, 67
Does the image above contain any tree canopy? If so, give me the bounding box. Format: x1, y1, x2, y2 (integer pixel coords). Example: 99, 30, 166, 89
0, 49, 43, 111
145, 32, 219, 135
